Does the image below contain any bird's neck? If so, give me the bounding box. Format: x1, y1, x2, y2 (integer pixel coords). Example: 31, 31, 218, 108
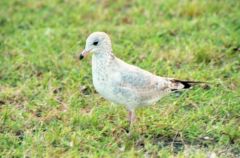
92, 51, 115, 81
92, 51, 115, 64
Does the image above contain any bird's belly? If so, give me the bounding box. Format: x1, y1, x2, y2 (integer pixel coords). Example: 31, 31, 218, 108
93, 77, 118, 102
92, 73, 164, 109
94, 86, 125, 106
93, 77, 134, 106
94, 82, 153, 109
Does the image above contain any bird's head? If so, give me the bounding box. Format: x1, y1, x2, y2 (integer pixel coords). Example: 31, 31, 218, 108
79, 32, 112, 60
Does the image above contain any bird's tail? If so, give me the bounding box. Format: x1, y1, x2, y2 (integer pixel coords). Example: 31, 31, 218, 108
170, 79, 206, 91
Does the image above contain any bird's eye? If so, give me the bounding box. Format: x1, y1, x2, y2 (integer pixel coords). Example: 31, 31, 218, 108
93, 41, 98, 46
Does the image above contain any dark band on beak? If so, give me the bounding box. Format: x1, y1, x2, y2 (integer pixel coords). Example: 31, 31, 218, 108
79, 54, 84, 60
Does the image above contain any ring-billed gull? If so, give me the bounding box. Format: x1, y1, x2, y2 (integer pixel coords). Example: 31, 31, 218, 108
79, 32, 203, 125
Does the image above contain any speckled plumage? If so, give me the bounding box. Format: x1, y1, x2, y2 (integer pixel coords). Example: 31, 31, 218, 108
80, 32, 199, 124
92, 54, 179, 111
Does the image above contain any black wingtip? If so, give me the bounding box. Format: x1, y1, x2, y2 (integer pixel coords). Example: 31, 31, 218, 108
180, 81, 192, 89
173, 79, 205, 90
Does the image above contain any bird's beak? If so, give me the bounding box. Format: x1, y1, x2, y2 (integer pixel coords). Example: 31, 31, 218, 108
79, 49, 91, 60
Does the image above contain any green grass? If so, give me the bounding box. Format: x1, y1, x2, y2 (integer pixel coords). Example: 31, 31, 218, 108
1, 0, 240, 157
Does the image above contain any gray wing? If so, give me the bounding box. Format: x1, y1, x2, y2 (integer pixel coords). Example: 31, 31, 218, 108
111, 60, 179, 104
109, 58, 201, 107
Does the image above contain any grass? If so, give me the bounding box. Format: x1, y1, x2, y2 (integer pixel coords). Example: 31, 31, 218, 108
0, 0, 240, 157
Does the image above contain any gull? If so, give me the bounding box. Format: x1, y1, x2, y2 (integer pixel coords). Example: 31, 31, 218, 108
79, 32, 203, 125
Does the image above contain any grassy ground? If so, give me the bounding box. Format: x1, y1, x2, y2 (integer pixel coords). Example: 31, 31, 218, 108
1, 0, 240, 157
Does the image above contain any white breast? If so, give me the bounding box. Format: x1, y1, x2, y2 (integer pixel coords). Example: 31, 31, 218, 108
92, 54, 116, 102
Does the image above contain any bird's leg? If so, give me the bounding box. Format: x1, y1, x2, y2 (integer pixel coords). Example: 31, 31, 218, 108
128, 110, 135, 126
127, 110, 136, 136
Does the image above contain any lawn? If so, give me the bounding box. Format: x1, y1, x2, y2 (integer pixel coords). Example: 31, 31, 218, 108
0, 0, 240, 157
